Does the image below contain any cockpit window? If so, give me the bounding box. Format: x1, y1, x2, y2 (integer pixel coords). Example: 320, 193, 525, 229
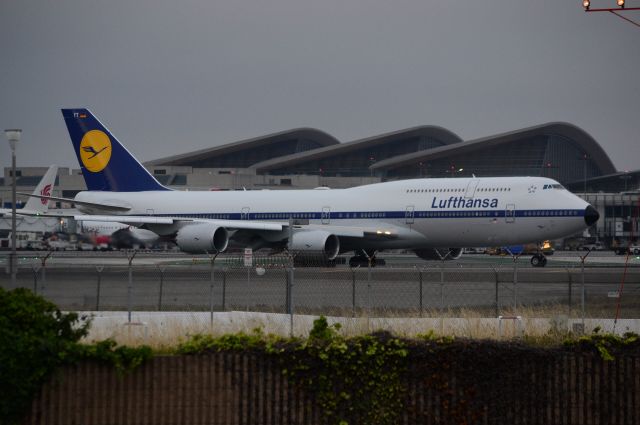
543, 184, 565, 190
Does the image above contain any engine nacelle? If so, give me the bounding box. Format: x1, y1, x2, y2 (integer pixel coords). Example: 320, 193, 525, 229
290, 230, 340, 260
414, 248, 463, 261
175, 223, 229, 254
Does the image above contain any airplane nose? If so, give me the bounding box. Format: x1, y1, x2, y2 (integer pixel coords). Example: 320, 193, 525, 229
584, 205, 599, 227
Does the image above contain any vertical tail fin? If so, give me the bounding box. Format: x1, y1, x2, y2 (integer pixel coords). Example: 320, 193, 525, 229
23, 165, 58, 213
61, 109, 169, 192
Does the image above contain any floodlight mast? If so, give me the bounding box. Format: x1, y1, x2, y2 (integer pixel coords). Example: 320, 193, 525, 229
581, 0, 640, 27
583, 0, 639, 10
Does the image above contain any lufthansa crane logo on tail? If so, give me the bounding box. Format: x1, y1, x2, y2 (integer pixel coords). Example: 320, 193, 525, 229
80, 130, 112, 172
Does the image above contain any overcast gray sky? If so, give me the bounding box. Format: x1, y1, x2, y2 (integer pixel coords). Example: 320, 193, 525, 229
1, 0, 638, 171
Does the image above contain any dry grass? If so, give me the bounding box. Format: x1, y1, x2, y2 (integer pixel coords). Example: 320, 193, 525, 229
79, 309, 640, 350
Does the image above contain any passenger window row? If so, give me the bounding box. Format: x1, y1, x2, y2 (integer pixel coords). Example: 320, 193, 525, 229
406, 187, 512, 193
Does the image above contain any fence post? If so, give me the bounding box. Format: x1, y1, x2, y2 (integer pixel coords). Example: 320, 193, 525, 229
440, 264, 445, 334
579, 250, 591, 327
287, 219, 295, 337
285, 266, 291, 314
440, 264, 444, 311
127, 251, 137, 323
39, 251, 52, 295
222, 268, 227, 312
581, 258, 586, 327
494, 267, 499, 317
287, 264, 295, 337
208, 252, 219, 327
352, 267, 358, 318
367, 254, 374, 332
513, 258, 518, 314
8, 251, 15, 288
95, 266, 103, 311
246, 266, 250, 312
31, 265, 39, 294
287, 261, 295, 319
157, 266, 165, 311
417, 267, 423, 318
567, 268, 572, 316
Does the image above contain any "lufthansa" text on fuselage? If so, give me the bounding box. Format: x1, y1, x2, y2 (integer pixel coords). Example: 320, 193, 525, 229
431, 196, 499, 209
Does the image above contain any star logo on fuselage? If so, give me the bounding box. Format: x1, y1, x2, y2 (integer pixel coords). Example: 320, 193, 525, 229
528, 185, 537, 194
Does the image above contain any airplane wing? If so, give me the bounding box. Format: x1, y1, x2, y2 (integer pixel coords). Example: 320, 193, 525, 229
17, 192, 131, 212
15, 178, 399, 241
73, 215, 174, 225
10, 200, 399, 239
73, 215, 285, 232
69, 215, 401, 237
295, 223, 399, 239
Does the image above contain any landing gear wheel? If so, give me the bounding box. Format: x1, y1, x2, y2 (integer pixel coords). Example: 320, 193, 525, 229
349, 250, 382, 268
531, 254, 547, 267
349, 256, 367, 268
349, 256, 377, 267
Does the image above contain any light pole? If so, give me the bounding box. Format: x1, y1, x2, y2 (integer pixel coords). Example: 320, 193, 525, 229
5, 129, 21, 286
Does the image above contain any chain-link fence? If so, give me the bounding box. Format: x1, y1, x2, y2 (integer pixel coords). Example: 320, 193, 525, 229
2, 251, 639, 324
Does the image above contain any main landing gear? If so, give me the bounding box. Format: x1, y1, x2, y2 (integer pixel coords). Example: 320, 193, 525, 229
349, 250, 385, 268
530, 253, 547, 267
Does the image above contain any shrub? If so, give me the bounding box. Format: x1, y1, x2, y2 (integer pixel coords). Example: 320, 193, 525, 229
0, 287, 153, 424
0, 288, 89, 425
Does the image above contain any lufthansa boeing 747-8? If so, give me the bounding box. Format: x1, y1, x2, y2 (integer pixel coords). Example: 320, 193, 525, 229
44, 109, 599, 266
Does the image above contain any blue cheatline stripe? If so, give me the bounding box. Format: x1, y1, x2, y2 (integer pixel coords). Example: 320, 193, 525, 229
143, 209, 586, 220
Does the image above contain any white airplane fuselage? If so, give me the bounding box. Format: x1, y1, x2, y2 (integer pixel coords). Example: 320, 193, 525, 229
74, 176, 593, 250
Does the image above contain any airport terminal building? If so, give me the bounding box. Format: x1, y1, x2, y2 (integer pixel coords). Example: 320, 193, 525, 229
2, 121, 638, 246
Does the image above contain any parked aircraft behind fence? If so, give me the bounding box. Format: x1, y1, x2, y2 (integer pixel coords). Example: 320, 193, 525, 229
37, 109, 600, 266
11, 165, 156, 250
2, 165, 58, 218
0, 165, 65, 248
78, 220, 159, 249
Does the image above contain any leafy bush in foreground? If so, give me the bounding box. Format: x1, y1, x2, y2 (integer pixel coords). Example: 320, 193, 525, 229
0, 288, 152, 425
0, 287, 89, 424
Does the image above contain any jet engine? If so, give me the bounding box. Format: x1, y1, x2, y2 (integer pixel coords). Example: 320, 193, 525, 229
290, 230, 340, 260
175, 223, 229, 254
414, 248, 463, 261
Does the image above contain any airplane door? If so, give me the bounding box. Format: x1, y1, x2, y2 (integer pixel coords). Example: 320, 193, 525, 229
464, 179, 480, 198
505, 204, 515, 223
322, 207, 331, 224
405, 205, 415, 224
241, 207, 250, 220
